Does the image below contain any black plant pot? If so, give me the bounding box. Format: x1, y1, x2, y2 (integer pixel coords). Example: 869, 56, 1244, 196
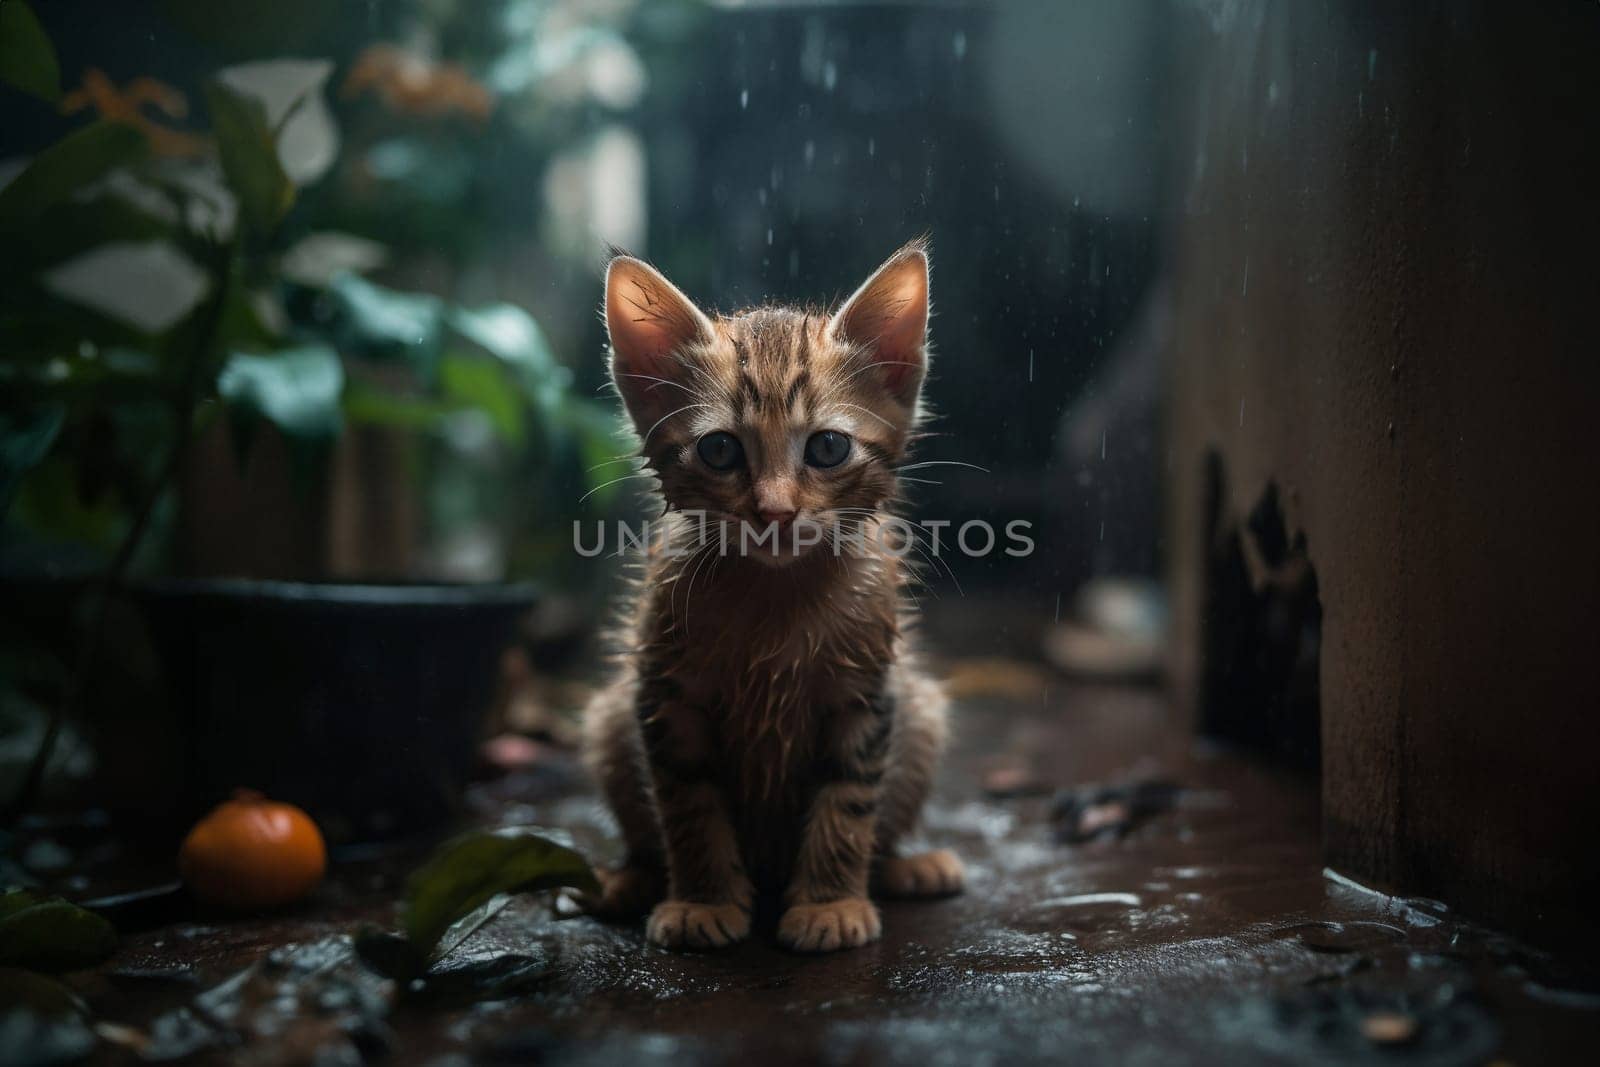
135, 579, 536, 844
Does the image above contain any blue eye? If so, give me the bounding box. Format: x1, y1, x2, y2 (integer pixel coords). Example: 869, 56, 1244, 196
696, 431, 744, 470
804, 430, 852, 468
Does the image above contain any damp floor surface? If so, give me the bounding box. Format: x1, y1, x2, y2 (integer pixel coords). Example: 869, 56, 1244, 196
56, 670, 1600, 1065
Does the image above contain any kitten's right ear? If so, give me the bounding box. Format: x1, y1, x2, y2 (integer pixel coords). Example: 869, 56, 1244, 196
828, 240, 930, 408
604, 255, 715, 430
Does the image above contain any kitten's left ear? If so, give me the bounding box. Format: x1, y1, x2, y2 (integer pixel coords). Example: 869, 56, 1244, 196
604, 254, 716, 432
828, 239, 930, 406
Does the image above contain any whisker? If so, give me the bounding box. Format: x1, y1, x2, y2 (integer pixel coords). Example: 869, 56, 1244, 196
672, 539, 719, 634
641, 402, 713, 446
580, 471, 655, 504
894, 460, 990, 473
681, 535, 725, 635
807, 361, 887, 408
827, 359, 892, 390
836, 402, 897, 433
617, 372, 705, 398
586, 453, 643, 473
830, 507, 965, 596
666, 352, 723, 394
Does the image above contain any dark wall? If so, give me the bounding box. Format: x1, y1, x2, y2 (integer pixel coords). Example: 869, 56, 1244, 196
1168, 1, 1600, 948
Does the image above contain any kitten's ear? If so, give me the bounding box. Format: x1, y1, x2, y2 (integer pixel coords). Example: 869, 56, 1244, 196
828, 240, 930, 406
604, 254, 715, 429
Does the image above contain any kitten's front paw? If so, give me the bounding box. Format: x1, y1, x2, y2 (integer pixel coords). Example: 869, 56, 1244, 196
581, 865, 665, 919
874, 849, 965, 898
646, 899, 751, 950
777, 898, 882, 953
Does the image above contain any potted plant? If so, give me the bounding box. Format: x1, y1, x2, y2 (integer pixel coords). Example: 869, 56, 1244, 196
0, 11, 619, 841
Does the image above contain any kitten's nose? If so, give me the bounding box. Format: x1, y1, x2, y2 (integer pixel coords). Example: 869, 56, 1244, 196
759, 507, 797, 528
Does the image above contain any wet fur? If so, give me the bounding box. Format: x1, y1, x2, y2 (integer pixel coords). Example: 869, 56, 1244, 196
582, 242, 961, 952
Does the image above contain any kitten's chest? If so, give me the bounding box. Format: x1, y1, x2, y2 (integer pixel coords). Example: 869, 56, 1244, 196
667, 607, 886, 712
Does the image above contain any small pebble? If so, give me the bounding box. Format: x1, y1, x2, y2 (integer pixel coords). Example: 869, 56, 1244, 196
1360, 1011, 1418, 1045
1077, 801, 1132, 836
981, 765, 1047, 798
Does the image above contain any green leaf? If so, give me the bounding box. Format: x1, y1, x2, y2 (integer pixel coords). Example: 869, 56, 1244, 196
216, 345, 343, 442
0, 1, 61, 102
42, 240, 211, 336
5, 455, 128, 552
205, 80, 293, 236
0, 889, 118, 972
0, 405, 64, 519
322, 273, 442, 376
440, 354, 523, 446
212, 284, 281, 355
279, 231, 387, 287
400, 828, 597, 958
448, 304, 558, 379
0, 122, 147, 234
342, 385, 455, 432
448, 303, 571, 434
4, 192, 174, 275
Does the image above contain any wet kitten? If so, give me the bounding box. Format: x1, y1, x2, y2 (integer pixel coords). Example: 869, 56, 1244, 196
581, 240, 962, 953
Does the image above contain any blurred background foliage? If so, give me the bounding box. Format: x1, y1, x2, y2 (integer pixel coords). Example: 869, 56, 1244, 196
3, 0, 1178, 595
1, 0, 708, 807
1, 0, 703, 590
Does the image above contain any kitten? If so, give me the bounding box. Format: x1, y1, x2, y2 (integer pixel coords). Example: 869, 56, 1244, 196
581, 240, 962, 953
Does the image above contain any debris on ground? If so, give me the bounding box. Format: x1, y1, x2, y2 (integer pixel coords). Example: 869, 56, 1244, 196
1051, 779, 1182, 843
979, 761, 1051, 799
1360, 1010, 1419, 1045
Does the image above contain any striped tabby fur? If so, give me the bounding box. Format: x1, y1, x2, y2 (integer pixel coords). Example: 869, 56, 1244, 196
581, 240, 962, 953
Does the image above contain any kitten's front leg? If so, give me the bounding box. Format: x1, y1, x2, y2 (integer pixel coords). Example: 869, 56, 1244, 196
779, 695, 892, 953
638, 684, 753, 950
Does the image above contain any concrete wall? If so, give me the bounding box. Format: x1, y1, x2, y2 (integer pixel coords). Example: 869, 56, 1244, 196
1168, 1, 1600, 948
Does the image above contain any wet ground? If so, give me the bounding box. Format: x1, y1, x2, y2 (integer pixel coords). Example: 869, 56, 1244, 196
28, 670, 1600, 1065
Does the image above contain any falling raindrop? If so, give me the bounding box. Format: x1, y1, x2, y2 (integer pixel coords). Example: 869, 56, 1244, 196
823, 61, 837, 92
740, 88, 749, 110
804, 140, 816, 169
867, 137, 876, 158
953, 31, 968, 60
766, 228, 773, 246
